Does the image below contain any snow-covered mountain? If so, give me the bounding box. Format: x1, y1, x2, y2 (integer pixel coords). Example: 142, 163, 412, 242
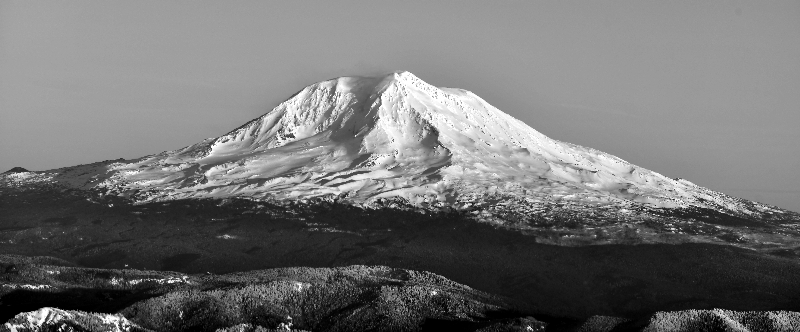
3, 71, 797, 231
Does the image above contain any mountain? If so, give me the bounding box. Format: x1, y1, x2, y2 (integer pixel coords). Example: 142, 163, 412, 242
2, 71, 798, 247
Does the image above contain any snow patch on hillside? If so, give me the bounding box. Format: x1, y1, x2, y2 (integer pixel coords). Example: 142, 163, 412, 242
4, 307, 140, 332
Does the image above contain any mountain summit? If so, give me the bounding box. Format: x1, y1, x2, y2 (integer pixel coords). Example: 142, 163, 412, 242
4, 71, 797, 245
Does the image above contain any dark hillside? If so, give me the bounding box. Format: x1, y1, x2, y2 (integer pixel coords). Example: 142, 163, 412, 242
2, 188, 800, 321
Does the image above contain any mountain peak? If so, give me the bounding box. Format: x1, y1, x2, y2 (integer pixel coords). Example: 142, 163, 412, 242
385, 70, 415, 79
368, 70, 423, 93
391, 70, 419, 81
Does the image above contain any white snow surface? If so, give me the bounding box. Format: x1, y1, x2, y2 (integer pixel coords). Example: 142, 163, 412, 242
4, 307, 139, 332
6, 71, 789, 219
2, 284, 52, 290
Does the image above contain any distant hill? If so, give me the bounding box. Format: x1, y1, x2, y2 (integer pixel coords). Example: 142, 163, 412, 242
2, 167, 28, 174
4, 255, 800, 331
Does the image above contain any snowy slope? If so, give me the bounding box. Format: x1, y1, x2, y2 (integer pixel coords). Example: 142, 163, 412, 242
3, 71, 795, 226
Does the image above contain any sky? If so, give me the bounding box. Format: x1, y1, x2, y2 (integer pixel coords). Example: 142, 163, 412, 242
1, 1, 798, 212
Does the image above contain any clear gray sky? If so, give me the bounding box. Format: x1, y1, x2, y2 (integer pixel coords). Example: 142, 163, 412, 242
1, 1, 799, 212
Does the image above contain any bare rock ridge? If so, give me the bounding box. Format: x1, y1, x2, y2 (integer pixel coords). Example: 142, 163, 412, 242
2, 71, 798, 239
